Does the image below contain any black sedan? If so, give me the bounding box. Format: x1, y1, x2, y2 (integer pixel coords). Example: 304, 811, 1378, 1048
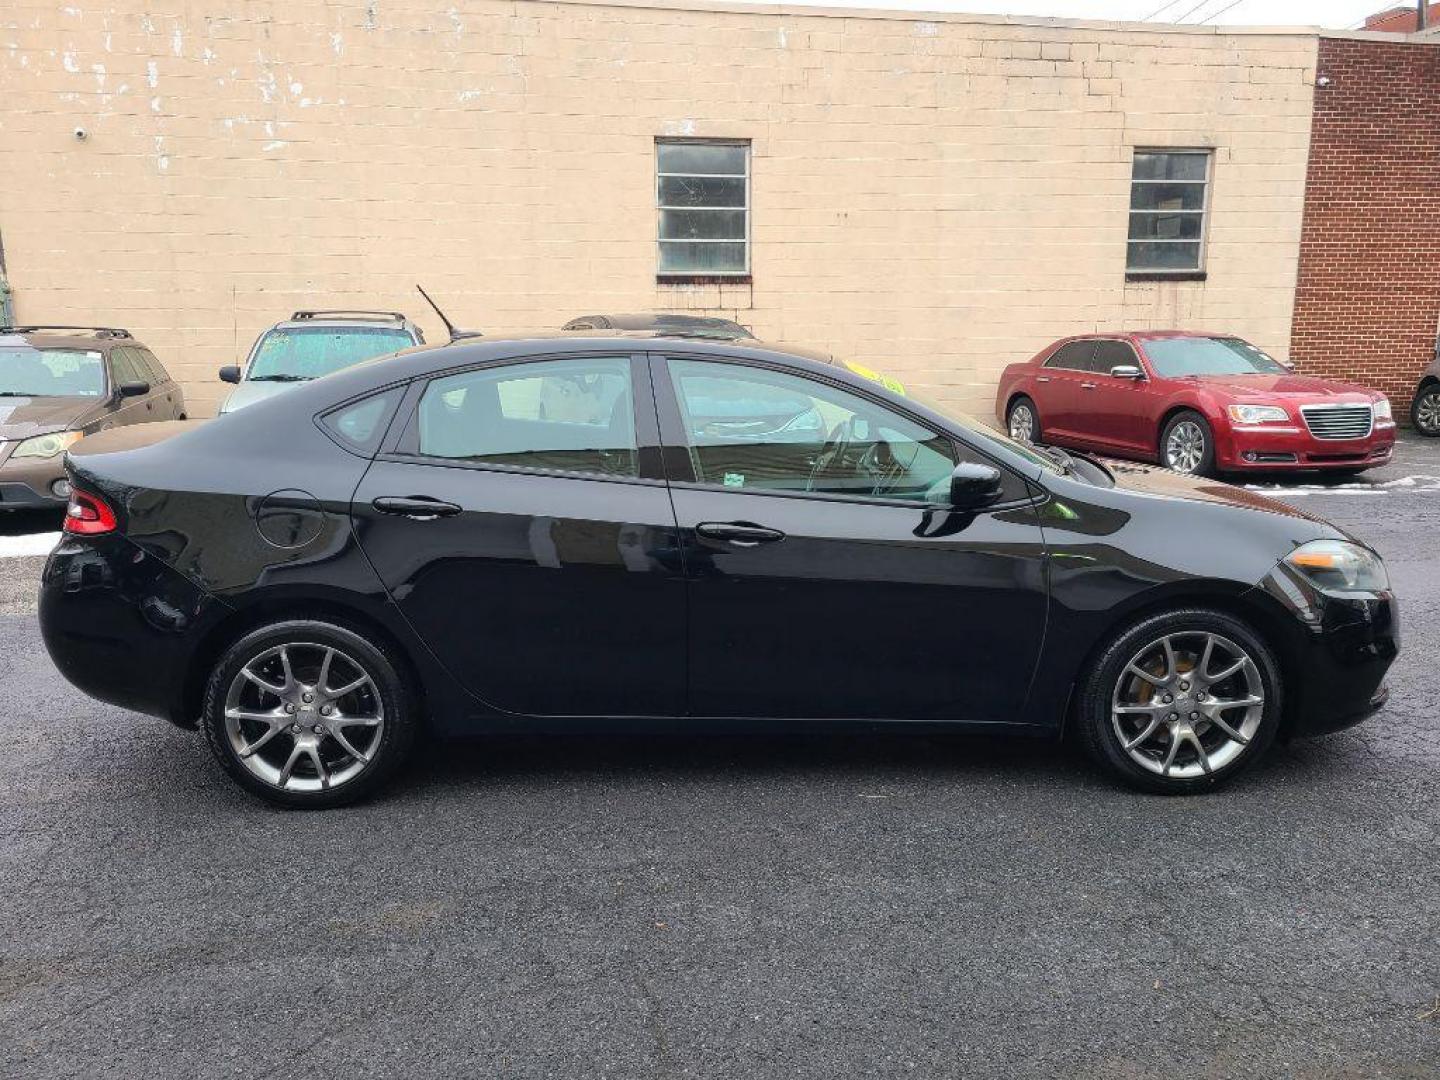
40, 333, 1398, 807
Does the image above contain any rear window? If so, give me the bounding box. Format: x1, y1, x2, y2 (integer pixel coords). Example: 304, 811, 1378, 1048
249, 326, 412, 381
0, 347, 106, 397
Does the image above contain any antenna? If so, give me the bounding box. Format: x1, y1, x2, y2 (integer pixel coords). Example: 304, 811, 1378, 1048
416, 284, 483, 342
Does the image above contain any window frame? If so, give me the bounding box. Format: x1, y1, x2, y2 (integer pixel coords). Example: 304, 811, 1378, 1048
1125, 148, 1213, 282
649, 351, 1032, 511
381, 351, 666, 486
655, 137, 752, 285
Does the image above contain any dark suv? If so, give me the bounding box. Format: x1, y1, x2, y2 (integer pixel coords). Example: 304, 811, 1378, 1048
0, 325, 185, 510
1411, 354, 1440, 436
219, 310, 424, 414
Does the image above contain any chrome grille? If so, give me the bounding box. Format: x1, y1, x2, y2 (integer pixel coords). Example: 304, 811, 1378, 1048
1300, 404, 1373, 441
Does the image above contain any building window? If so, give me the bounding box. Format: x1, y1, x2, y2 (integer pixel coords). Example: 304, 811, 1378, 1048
1127, 149, 1211, 276
656, 139, 750, 279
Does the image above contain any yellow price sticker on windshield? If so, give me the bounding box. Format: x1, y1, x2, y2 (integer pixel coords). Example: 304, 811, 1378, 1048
843, 361, 906, 396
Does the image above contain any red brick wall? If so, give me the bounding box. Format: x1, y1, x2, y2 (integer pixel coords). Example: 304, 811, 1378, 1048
1289, 37, 1440, 418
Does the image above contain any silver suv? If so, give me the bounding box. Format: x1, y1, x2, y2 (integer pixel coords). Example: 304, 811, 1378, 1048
1413, 353, 1440, 436
218, 310, 423, 414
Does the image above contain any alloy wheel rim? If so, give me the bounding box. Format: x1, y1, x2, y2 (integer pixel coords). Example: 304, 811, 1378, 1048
1009, 405, 1036, 444
1111, 631, 1264, 779
1165, 421, 1206, 474
224, 642, 384, 792
1418, 390, 1440, 434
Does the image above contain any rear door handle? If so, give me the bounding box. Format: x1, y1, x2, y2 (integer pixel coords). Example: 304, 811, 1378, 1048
372, 495, 463, 520
695, 521, 786, 547
1080, 382, 1098, 390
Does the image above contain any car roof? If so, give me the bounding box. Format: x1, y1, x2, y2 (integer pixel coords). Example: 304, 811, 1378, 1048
563, 313, 755, 338
0, 326, 134, 352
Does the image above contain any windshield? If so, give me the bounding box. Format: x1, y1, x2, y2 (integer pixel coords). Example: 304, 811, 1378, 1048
1143, 337, 1289, 378
0, 347, 106, 397
247, 326, 412, 381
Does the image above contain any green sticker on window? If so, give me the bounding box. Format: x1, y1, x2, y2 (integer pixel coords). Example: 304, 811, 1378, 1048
723, 472, 745, 488
843, 360, 906, 396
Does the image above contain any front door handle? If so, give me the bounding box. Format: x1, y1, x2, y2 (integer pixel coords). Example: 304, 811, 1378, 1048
1036, 376, 1051, 384
1080, 382, 1098, 390
372, 495, 463, 520
695, 521, 786, 547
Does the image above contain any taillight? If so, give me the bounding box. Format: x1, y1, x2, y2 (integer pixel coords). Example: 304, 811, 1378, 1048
63, 490, 117, 535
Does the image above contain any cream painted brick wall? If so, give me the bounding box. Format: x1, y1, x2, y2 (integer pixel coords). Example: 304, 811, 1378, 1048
0, 0, 1317, 417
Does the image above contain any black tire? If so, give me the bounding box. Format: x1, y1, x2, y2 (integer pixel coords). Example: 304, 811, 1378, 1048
1160, 409, 1216, 477
1075, 608, 1282, 795
1006, 395, 1042, 445
202, 620, 417, 809
1411, 384, 1440, 437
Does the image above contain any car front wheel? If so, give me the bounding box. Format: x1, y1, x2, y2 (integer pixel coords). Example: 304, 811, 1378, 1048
1412, 384, 1440, 436
1076, 608, 1281, 794
202, 620, 417, 808
1161, 410, 1215, 477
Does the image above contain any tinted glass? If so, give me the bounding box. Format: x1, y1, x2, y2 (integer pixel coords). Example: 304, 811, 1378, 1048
657, 143, 747, 176
111, 347, 147, 386
249, 326, 412, 381
667, 360, 957, 503
321, 388, 403, 455
0, 347, 106, 397
1044, 341, 1098, 371
1093, 340, 1140, 373
417, 357, 636, 477
1143, 337, 1289, 378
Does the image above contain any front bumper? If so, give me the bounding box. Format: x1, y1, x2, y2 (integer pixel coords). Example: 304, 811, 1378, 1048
0, 452, 70, 508
1253, 564, 1399, 736
1217, 422, 1396, 472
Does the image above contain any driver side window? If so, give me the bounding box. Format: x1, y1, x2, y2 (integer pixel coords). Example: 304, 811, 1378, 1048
665, 359, 957, 503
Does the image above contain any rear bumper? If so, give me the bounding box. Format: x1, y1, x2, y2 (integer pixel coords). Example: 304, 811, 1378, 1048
1216, 422, 1396, 472
1252, 566, 1399, 737
39, 533, 229, 726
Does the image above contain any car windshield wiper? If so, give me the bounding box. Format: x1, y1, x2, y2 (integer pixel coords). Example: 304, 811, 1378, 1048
0, 390, 43, 397
248, 374, 311, 383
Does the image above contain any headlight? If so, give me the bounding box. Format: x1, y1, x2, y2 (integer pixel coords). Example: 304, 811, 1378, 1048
10, 431, 82, 459
1373, 398, 1393, 423
1285, 539, 1390, 593
1227, 404, 1290, 425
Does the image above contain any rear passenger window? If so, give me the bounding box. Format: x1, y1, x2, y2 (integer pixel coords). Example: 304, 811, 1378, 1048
321, 388, 404, 455
416, 357, 637, 477
1044, 341, 1098, 371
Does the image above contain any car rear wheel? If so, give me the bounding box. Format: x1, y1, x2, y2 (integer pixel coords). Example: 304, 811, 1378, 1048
1007, 396, 1041, 444
1076, 608, 1281, 794
1161, 410, 1215, 477
1412, 384, 1440, 436
202, 620, 417, 808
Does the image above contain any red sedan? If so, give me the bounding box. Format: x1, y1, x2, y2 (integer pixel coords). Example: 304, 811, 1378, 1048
995, 332, 1395, 478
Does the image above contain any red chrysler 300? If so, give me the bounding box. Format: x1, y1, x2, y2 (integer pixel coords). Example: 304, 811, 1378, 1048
995, 332, 1395, 478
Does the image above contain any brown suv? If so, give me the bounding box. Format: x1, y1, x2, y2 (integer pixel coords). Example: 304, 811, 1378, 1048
0, 325, 186, 509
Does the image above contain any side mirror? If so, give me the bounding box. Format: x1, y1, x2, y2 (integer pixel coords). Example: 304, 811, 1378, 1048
218, 365, 242, 384
1110, 365, 1145, 380
949, 462, 1005, 511
1280, 359, 1297, 371
117, 380, 149, 398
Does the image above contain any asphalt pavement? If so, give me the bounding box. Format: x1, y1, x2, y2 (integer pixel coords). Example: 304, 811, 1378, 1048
2, 437, 1437, 1079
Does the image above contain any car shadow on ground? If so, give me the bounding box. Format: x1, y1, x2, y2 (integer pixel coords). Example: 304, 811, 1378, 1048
0, 508, 62, 536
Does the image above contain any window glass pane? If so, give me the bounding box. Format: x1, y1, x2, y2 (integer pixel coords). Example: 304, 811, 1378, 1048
659, 175, 745, 208
659, 241, 747, 273
250, 327, 413, 381
1132, 152, 1208, 182
112, 348, 144, 384
1092, 340, 1139, 372
417, 357, 636, 477
1044, 341, 1098, 370
1129, 183, 1206, 212
0, 347, 106, 396
322, 388, 402, 454
657, 143, 746, 175
1127, 241, 1202, 271
1142, 337, 1288, 378
667, 359, 957, 503
1128, 212, 1204, 240
660, 209, 747, 241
